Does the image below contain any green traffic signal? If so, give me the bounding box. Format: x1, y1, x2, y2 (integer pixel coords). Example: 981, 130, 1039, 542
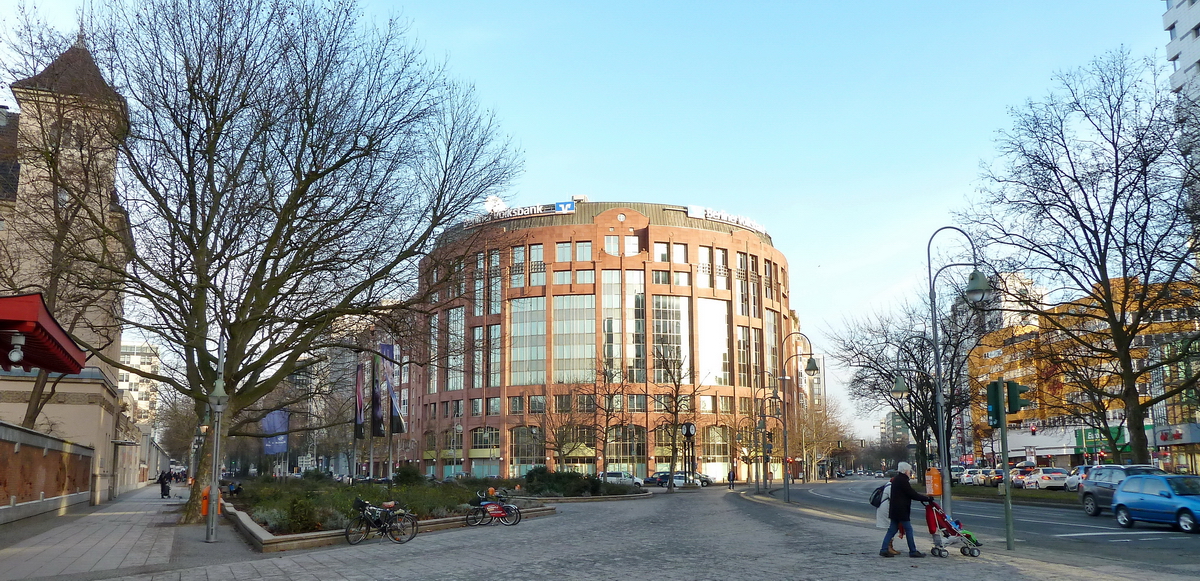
1006, 380, 1031, 414
986, 380, 1003, 428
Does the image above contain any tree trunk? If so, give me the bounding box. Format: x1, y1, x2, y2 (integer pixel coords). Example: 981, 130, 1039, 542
181, 424, 222, 524
20, 370, 53, 429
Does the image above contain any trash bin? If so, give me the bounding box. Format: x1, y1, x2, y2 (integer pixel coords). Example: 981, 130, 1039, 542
200, 485, 223, 516
926, 467, 942, 497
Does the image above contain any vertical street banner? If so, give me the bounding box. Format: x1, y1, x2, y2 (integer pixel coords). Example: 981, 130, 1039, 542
381, 343, 407, 434
371, 352, 386, 437
261, 410, 289, 454
354, 362, 365, 439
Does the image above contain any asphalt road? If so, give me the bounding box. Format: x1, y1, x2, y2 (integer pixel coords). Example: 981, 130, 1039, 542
778, 475, 1200, 566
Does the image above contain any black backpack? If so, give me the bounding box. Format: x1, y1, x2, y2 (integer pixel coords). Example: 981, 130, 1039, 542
869, 484, 888, 508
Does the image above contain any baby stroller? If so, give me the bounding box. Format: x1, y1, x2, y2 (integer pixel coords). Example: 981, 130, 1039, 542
924, 501, 982, 558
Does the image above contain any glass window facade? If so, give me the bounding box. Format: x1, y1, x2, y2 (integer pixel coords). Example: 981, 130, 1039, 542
446, 307, 464, 390
509, 395, 524, 414
529, 395, 546, 413
604, 235, 619, 256
556, 242, 571, 262
765, 310, 779, 379
715, 249, 729, 290
698, 246, 712, 289
488, 324, 501, 387
553, 294, 597, 383
576, 241, 592, 261
698, 298, 730, 386
654, 242, 669, 262
472, 326, 483, 388
624, 236, 639, 257
625, 270, 646, 382
488, 250, 501, 315
428, 313, 439, 393
487, 397, 501, 415
511, 246, 525, 288
652, 295, 691, 383
576, 270, 595, 284
673, 243, 687, 264
737, 325, 750, 387
510, 297, 546, 385
602, 270, 622, 380
554, 270, 571, 285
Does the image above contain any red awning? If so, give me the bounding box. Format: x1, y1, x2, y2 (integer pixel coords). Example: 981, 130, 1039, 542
0, 293, 87, 374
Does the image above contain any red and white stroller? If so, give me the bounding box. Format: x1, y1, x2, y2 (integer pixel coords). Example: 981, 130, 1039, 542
924, 501, 982, 558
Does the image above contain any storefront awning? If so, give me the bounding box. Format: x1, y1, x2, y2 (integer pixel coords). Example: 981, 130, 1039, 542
0, 293, 86, 374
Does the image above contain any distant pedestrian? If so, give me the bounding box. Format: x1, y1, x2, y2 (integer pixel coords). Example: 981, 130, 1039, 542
766, 470, 773, 488
879, 462, 930, 558
156, 471, 171, 499
727, 468, 736, 490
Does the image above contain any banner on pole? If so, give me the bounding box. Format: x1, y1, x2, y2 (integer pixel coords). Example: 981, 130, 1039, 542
261, 410, 289, 455
381, 344, 407, 434
354, 362, 365, 439
371, 353, 386, 437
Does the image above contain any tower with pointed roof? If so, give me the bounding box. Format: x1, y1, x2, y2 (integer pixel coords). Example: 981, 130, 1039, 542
0, 38, 141, 505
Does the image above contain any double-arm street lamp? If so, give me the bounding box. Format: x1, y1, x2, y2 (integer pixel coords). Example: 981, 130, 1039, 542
775, 332, 821, 503
924, 226, 991, 518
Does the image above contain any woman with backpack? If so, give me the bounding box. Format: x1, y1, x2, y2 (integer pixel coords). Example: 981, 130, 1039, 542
879, 462, 929, 558
873, 476, 908, 555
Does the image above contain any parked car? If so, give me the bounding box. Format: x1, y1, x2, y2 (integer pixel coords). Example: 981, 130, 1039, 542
649, 471, 672, 486
961, 469, 982, 486
1065, 465, 1095, 492
973, 469, 1003, 486
950, 466, 964, 484
873, 471, 885, 478
1080, 464, 1168, 516
600, 471, 644, 487
1009, 468, 1034, 489
1024, 467, 1069, 490
1111, 474, 1200, 532
690, 472, 714, 486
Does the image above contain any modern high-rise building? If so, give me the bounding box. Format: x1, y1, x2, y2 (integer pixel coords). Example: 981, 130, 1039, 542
1164, 0, 1200, 96
405, 198, 818, 481
118, 343, 161, 426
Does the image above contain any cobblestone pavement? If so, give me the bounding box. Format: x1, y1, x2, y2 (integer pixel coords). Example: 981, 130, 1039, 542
72, 486, 1198, 581
0, 485, 182, 580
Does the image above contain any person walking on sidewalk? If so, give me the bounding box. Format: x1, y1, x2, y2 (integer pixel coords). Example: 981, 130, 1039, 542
879, 462, 929, 558
156, 471, 171, 499
727, 468, 736, 490
874, 478, 909, 555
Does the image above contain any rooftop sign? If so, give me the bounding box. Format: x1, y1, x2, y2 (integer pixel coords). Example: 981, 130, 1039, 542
464, 200, 576, 228
686, 205, 767, 234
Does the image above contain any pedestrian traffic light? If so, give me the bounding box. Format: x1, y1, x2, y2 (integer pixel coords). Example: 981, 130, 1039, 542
1006, 381, 1031, 414
1030, 425, 1037, 436
986, 380, 1003, 427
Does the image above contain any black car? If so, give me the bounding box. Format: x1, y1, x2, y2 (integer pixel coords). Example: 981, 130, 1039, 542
1080, 464, 1167, 516
648, 471, 672, 486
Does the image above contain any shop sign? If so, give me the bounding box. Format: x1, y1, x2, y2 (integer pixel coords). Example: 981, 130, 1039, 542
1153, 423, 1200, 446
686, 205, 767, 234
465, 199, 575, 228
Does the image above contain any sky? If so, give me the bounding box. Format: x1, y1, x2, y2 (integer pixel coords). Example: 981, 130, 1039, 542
10, 1, 1173, 437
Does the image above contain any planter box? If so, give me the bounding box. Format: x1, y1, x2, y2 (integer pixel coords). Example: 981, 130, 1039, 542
221, 499, 557, 553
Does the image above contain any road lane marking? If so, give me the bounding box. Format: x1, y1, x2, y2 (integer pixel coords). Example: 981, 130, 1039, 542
1055, 531, 1177, 537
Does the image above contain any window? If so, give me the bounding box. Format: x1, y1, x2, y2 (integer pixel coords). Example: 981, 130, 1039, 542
530, 262, 545, 286
555, 394, 574, 413
652, 270, 670, 284
554, 270, 571, 285
509, 396, 525, 414
489, 250, 501, 314
472, 426, 500, 449
627, 394, 647, 412
553, 294, 597, 383
529, 395, 546, 414
739, 397, 752, 415
673, 243, 687, 264
487, 397, 501, 416
577, 394, 596, 412
624, 235, 639, 257
488, 325, 501, 387
605, 235, 619, 256
654, 242, 669, 262
452, 399, 464, 417
674, 272, 690, 286
511, 246, 525, 288
700, 395, 715, 414
471, 398, 483, 416
556, 242, 572, 262
529, 244, 543, 263
510, 297, 546, 385
719, 395, 734, 414
715, 248, 729, 290
576, 270, 595, 284
442, 401, 451, 418
653, 394, 668, 412
737, 326, 750, 386
576, 241, 592, 261
472, 326, 484, 388
698, 246, 712, 289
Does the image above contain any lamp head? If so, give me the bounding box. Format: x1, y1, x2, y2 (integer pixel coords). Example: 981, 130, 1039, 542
804, 357, 819, 377
890, 376, 909, 399
965, 269, 991, 303
8, 333, 25, 363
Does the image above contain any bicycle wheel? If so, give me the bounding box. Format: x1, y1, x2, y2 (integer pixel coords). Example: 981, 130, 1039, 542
385, 513, 415, 544
466, 507, 489, 526
499, 505, 522, 526
345, 516, 371, 545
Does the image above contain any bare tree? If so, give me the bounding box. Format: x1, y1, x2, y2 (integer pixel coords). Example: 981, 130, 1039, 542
2, 0, 524, 521
651, 347, 703, 490
961, 49, 1200, 464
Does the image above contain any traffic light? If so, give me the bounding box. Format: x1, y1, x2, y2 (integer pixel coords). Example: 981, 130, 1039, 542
1030, 425, 1037, 436
1006, 381, 1031, 414
986, 380, 1003, 427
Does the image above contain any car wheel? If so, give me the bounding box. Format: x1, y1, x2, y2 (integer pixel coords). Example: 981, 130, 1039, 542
1115, 506, 1134, 528
1178, 510, 1198, 534
701, 481, 709, 487
1082, 494, 1101, 516
1028, 480, 1038, 490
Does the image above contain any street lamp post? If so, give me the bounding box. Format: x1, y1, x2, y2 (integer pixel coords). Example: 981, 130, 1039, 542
205, 340, 229, 543
924, 226, 991, 518
775, 332, 821, 503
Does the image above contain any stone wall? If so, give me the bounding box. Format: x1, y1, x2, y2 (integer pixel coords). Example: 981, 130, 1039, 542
0, 419, 93, 525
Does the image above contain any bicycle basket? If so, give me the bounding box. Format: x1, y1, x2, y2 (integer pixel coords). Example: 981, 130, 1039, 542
353, 498, 368, 511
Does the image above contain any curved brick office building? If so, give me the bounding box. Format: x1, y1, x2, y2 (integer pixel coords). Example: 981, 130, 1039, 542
409, 198, 818, 480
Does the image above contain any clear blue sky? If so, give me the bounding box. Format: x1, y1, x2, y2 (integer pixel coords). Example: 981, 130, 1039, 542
15, 0, 1171, 436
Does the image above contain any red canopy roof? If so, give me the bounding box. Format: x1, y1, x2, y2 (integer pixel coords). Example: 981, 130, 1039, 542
0, 293, 87, 374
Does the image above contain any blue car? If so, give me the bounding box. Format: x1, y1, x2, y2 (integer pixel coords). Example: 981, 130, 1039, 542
1111, 474, 1200, 533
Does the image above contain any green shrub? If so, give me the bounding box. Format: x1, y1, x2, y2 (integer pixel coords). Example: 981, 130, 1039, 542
523, 466, 604, 496
392, 464, 425, 486
301, 470, 327, 481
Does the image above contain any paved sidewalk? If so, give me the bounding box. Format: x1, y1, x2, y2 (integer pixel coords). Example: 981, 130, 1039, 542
0, 485, 182, 580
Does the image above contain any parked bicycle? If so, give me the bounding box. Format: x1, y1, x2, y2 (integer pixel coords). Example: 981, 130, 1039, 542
465, 488, 522, 526
346, 497, 418, 544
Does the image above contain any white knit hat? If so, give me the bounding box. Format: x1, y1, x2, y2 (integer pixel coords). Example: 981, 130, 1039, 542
897, 462, 913, 474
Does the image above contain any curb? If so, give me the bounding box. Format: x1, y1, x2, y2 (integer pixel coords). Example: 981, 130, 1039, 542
220, 499, 557, 553
535, 490, 655, 503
